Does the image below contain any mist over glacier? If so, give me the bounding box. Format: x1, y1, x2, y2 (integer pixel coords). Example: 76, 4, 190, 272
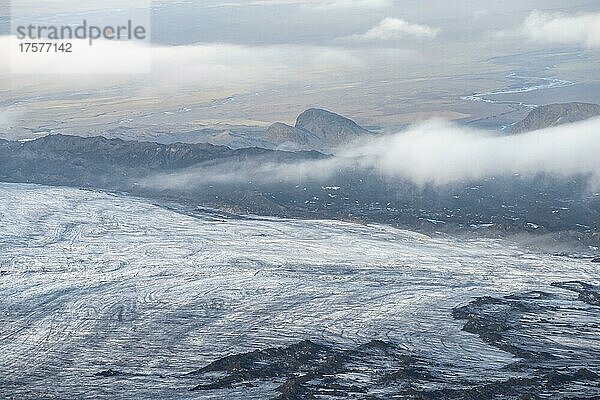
142, 117, 600, 190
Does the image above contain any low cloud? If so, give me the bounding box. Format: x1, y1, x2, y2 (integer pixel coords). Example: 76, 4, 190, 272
142, 117, 600, 190
494, 10, 600, 49
338, 118, 600, 186
1, 35, 364, 96
0, 108, 24, 130
522, 10, 600, 48
207, 0, 393, 9
340, 18, 439, 43
146, 42, 363, 93
309, 0, 393, 10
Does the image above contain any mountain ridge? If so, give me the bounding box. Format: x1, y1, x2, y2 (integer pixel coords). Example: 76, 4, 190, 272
510, 102, 600, 133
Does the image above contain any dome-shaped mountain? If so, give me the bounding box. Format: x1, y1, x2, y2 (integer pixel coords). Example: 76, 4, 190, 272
295, 108, 372, 147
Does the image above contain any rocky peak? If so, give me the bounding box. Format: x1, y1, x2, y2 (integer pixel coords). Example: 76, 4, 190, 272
295, 108, 371, 146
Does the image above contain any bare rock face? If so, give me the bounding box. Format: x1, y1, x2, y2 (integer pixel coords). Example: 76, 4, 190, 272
295, 108, 372, 147
510, 102, 600, 134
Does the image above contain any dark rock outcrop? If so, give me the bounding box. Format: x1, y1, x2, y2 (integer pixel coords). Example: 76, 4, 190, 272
189, 281, 600, 399
426, 368, 599, 400
95, 369, 123, 378
552, 281, 600, 306
447, 283, 600, 399
262, 109, 372, 150
453, 282, 600, 366
510, 102, 600, 133
189, 340, 431, 399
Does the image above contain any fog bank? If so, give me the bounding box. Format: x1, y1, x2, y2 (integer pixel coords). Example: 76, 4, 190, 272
142, 117, 600, 190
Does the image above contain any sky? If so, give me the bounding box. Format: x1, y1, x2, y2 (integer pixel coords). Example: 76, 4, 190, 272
148, 0, 599, 46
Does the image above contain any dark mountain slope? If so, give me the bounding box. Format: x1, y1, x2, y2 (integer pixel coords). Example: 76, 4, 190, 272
0, 134, 324, 189
510, 102, 600, 133
295, 108, 372, 146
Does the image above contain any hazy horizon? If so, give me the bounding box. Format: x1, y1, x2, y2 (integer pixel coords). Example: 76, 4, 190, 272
1, 0, 600, 140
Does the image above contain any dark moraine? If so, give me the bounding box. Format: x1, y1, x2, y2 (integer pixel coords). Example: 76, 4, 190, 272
187, 282, 600, 399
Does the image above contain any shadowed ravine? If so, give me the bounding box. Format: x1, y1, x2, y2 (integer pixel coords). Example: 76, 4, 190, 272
0, 183, 598, 399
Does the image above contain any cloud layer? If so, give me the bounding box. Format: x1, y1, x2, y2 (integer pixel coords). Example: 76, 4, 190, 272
208, 0, 394, 9
339, 118, 600, 186
0, 108, 24, 130
505, 10, 600, 48
309, 0, 393, 10
142, 117, 600, 190
1, 35, 364, 94
341, 17, 439, 42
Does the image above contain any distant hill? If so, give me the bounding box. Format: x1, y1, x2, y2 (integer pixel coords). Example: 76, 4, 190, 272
153, 128, 274, 149
510, 102, 600, 134
262, 108, 372, 151
264, 122, 323, 151
295, 108, 372, 147
132, 109, 372, 152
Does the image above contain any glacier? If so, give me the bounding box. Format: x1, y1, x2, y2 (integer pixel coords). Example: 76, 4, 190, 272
0, 183, 598, 399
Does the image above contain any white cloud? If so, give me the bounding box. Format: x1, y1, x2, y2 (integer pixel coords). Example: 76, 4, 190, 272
495, 11, 600, 48
522, 10, 600, 48
337, 118, 600, 186
208, 0, 393, 9
340, 17, 439, 42
146, 42, 364, 93
0, 35, 363, 95
310, 0, 393, 10
0, 108, 24, 130
142, 117, 600, 190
